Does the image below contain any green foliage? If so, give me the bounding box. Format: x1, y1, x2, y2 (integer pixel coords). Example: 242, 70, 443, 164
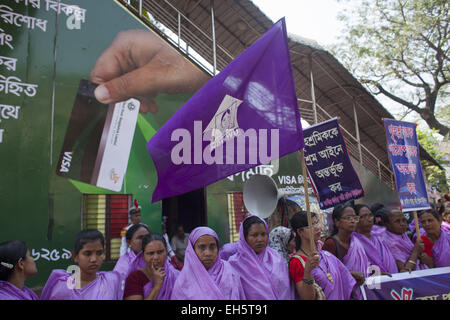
416, 128, 449, 194
332, 0, 449, 136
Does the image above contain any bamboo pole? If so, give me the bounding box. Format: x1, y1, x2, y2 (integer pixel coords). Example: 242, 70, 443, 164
413, 211, 421, 242
299, 149, 316, 254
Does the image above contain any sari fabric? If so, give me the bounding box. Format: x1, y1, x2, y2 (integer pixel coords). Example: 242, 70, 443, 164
219, 242, 238, 261
431, 227, 450, 267
0, 281, 38, 300
171, 227, 245, 300
382, 230, 428, 270
40, 270, 122, 300
311, 250, 356, 300
228, 215, 295, 300
353, 230, 398, 273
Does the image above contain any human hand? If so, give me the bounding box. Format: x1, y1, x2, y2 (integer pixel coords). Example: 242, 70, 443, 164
304, 253, 319, 273
90, 29, 209, 113
413, 239, 424, 255
350, 271, 365, 286
151, 263, 166, 287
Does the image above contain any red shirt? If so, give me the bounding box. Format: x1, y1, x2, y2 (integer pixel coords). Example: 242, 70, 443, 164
289, 254, 307, 284
420, 235, 434, 257
322, 238, 349, 261
123, 270, 150, 299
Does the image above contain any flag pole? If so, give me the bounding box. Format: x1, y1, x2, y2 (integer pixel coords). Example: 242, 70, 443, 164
299, 149, 316, 254
413, 210, 421, 242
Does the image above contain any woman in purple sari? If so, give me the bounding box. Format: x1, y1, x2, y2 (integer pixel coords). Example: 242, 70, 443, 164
0, 240, 38, 300
219, 242, 238, 261
419, 210, 450, 268
123, 233, 179, 300
171, 227, 245, 300
382, 210, 431, 271
353, 204, 398, 274
40, 229, 122, 300
289, 211, 356, 300
228, 215, 295, 300
113, 224, 149, 286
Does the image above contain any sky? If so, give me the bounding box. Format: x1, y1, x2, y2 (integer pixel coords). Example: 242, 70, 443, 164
250, 0, 348, 47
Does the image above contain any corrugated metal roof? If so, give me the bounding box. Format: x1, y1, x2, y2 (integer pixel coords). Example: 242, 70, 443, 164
125, 0, 442, 176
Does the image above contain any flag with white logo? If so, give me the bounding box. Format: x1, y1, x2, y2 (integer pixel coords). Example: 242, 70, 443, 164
147, 18, 304, 202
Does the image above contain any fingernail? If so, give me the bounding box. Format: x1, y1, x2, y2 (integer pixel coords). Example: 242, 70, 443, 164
94, 85, 110, 103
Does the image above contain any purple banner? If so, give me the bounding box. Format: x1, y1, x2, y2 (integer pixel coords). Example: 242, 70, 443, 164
303, 118, 364, 209
147, 18, 304, 202
383, 119, 430, 212
362, 267, 450, 300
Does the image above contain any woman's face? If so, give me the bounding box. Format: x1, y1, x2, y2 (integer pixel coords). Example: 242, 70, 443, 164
21, 250, 37, 277
73, 240, 104, 276
385, 211, 407, 235
128, 227, 150, 254
194, 235, 218, 270
420, 213, 441, 235
143, 241, 167, 270
356, 207, 374, 234
336, 207, 358, 233
246, 223, 268, 254
298, 216, 322, 243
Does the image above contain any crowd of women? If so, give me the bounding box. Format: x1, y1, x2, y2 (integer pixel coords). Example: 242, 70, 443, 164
1, 200, 449, 300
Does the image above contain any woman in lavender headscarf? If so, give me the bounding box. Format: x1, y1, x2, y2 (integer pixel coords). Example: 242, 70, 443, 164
171, 226, 245, 300
123, 233, 179, 300
113, 224, 149, 288
382, 210, 431, 271
0, 240, 38, 300
40, 230, 122, 300
353, 204, 398, 274
419, 210, 450, 268
228, 215, 295, 300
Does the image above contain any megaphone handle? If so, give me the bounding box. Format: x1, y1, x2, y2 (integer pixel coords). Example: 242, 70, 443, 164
299, 149, 316, 254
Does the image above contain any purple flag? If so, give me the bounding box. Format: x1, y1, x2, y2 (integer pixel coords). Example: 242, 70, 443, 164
383, 119, 430, 212
147, 18, 304, 202
303, 118, 364, 209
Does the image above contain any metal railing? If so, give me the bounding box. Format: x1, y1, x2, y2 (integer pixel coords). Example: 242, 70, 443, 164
120, 0, 395, 190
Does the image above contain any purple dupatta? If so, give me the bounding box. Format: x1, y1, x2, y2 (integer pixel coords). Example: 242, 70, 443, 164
431, 227, 450, 267
353, 230, 398, 274
382, 230, 428, 270
219, 242, 238, 261
311, 250, 356, 300
171, 227, 245, 300
0, 281, 38, 300
228, 216, 295, 300
40, 269, 122, 300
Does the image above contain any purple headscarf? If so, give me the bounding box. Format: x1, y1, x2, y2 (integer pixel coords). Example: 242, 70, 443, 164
382, 230, 428, 270
219, 242, 239, 261
431, 227, 450, 267
0, 281, 38, 300
113, 250, 146, 289
171, 227, 245, 300
141, 257, 179, 300
353, 230, 398, 274
40, 269, 122, 300
311, 250, 356, 300
442, 221, 450, 232
228, 215, 295, 300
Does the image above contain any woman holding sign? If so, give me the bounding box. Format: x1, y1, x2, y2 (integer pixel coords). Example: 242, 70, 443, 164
419, 210, 450, 268
289, 211, 355, 300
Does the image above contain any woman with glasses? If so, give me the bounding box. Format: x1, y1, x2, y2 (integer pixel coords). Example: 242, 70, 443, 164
322, 203, 370, 299
352, 204, 398, 274
289, 211, 355, 300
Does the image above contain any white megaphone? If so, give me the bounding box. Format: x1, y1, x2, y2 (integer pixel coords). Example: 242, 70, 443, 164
243, 174, 299, 219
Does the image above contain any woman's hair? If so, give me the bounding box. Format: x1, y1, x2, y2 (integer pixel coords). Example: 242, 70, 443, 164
353, 204, 370, 215
372, 208, 390, 226
370, 203, 385, 215
74, 229, 105, 254
418, 209, 441, 222
330, 202, 354, 236
141, 233, 167, 252
290, 211, 317, 251
0, 240, 28, 281
243, 216, 265, 239
125, 224, 149, 241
